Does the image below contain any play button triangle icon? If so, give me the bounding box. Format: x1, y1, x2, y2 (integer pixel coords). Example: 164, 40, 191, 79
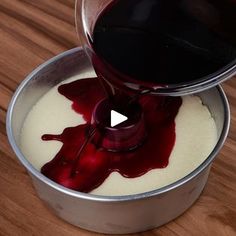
111, 110, 128, 127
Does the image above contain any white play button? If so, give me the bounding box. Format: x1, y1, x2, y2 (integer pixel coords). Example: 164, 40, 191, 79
111, 110, 128, 127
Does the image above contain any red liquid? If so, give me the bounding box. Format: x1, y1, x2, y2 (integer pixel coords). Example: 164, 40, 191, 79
41, 78, 182, 193
92, 0, 236, 90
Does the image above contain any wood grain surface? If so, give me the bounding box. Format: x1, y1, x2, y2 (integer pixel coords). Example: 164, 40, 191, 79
0, 1, 235, 235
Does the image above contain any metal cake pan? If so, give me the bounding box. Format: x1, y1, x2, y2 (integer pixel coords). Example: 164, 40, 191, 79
6, 47, 230, 234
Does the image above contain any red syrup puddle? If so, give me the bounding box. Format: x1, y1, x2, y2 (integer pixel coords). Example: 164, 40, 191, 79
41, 78, 182, 193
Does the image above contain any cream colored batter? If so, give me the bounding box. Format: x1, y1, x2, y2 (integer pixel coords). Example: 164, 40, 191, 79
20, 72, 217, 196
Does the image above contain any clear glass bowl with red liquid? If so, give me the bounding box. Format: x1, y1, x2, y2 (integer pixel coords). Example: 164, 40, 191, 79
75, 0, 236, 96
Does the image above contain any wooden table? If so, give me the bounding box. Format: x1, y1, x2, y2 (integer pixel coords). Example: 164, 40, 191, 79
0, 1, 235, 235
